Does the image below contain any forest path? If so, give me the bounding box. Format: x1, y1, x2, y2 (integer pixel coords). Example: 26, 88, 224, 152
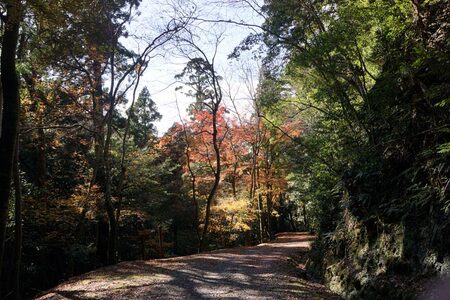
37, 233, 339, 299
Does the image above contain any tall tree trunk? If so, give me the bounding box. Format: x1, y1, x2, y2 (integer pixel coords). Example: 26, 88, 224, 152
96, 216, 109, 266
104, 29, 119, 265
13, 138, 22, 300
104, 112, 117, 265
266, 190, 273, 239
0, 0, 21, 284
92, 60, 106, 188
199, 107, 221, 252
258, 193, 264, 243
0, 82, 3, 137
302, 203, 309, 231
92, 60, 108, 264
264, 143, 273, 239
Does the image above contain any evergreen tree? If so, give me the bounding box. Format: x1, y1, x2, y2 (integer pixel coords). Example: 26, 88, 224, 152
129, 87, 162, 148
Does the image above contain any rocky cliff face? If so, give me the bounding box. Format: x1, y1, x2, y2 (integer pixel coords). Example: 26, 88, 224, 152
309, 208, 450, 299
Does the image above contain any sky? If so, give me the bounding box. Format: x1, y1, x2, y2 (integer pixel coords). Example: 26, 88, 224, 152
125, 0, 264, 135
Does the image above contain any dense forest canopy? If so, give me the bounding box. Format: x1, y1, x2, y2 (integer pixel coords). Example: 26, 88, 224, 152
0, 0, 448, 299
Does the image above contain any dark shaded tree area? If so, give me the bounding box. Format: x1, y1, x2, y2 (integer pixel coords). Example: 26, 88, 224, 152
243, 0, 449, 298
0, 0, 193, 298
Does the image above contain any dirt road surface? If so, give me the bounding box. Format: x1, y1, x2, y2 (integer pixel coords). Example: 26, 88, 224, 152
37, 233, 339, 299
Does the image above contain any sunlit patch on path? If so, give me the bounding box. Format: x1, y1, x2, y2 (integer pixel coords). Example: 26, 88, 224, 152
37, 233, 339, 299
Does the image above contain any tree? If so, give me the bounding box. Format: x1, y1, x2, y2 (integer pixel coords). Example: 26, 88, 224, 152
129, 87, 162, 148
176, 47, 224, 251
0, 0, 22, 283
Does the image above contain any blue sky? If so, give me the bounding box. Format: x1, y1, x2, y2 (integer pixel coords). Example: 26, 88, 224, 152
125, 0, 264, 135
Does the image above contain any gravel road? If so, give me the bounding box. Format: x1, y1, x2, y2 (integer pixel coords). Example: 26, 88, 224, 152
37, 232, 339, 299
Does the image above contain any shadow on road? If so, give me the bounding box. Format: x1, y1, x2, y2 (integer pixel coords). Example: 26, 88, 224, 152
38, 232, 340, 300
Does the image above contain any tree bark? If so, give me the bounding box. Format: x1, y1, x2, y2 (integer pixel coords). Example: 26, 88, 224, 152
92, 60, 106, 188
13, 138, 22, 300
0, 0, 21, 284
0, 82, 3, 137
302, 203, 309, 231
96, 215, 109, 266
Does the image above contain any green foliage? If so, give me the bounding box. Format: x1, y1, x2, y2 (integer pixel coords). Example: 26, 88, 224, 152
129, 87, 162, 148
257, 0, 450, 297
